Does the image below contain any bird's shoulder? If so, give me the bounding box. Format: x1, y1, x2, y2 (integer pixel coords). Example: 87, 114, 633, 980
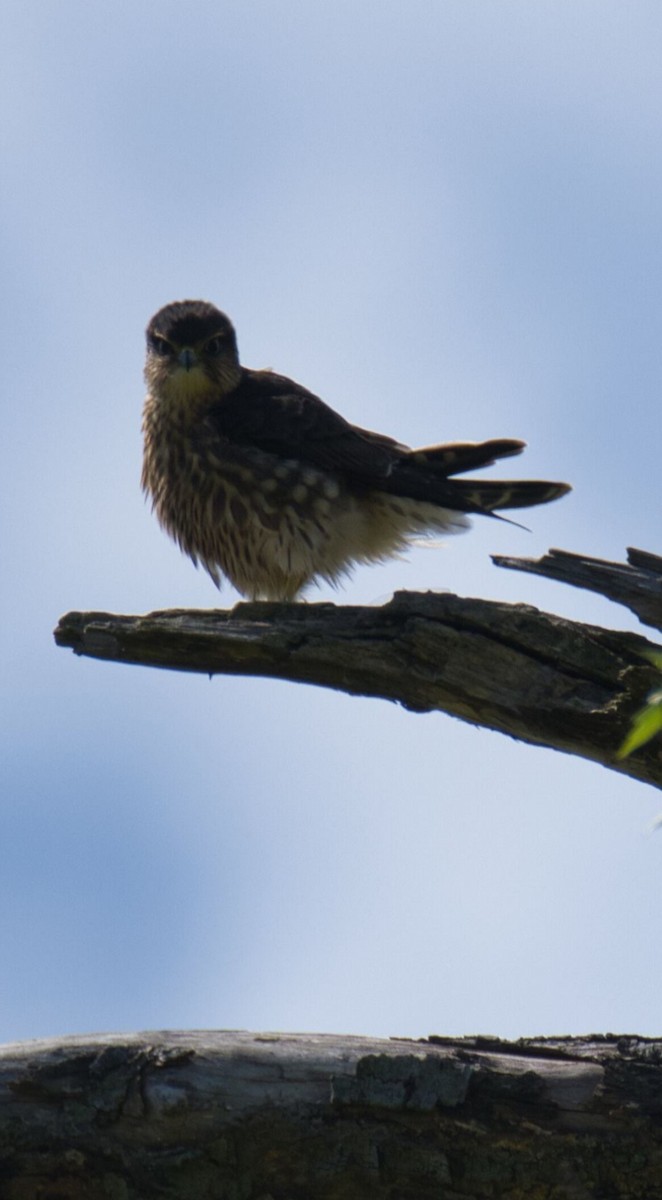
204, 367, 407, 478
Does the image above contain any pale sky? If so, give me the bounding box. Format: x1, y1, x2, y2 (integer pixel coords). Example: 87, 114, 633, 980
2, 0, 662, 1043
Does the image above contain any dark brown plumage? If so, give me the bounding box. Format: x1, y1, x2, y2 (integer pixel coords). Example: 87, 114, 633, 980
142, 300, 570, 600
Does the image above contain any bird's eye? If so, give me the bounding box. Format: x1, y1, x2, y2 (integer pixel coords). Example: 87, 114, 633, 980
150, 335, 172, 357
206, 335, 226, 356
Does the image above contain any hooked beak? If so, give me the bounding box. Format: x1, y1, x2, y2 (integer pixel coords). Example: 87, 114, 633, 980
178, 347, 196, 372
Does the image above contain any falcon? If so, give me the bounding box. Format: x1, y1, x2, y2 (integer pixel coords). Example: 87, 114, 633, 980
142, 300, 570, 601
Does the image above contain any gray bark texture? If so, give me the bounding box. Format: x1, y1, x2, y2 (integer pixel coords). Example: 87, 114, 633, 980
1, 1030, 661, 1199
54, 546, 662, 790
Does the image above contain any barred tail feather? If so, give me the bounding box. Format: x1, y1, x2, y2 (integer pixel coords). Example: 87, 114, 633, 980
446, 478, 571, 513
409, 438, 526, 476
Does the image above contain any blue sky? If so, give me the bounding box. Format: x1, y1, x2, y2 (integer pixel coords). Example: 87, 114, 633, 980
2, 0, 662, 1043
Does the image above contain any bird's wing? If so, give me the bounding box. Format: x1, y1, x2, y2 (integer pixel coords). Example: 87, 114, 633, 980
205, 369, 409, 480
204, 369, 569, 513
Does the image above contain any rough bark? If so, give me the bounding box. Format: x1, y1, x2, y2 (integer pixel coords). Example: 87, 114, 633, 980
1, 1030, 661, 1199
55, 586, 662, 789
494, 546, 662, 633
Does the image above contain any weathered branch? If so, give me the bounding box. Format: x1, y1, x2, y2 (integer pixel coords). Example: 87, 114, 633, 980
2, 1030, 662, 1197
45, 559, 662, 1194
55, 587, 662, 789
494, 546, 662, 632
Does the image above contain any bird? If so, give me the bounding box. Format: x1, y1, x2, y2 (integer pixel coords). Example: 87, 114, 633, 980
142, 300, 570, 602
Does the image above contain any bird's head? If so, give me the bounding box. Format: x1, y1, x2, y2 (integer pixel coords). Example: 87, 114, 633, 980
145, 300, 241, 409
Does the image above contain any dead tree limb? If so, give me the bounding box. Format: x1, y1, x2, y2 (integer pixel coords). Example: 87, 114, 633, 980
494, 545, 662, 632
2, 1030, 662, 1198
55, 582, 662, 789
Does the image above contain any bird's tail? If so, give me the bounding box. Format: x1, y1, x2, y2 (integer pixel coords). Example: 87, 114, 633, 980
388, 438, 571, 516
444, 477, 571, 513
409, 437, 526, 475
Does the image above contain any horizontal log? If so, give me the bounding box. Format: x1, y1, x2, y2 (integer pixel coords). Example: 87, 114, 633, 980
1, 1030, 661, 1198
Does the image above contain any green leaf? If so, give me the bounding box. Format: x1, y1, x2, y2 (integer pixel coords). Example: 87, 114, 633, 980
617, 702, 662, 759
616, 646, 662, 759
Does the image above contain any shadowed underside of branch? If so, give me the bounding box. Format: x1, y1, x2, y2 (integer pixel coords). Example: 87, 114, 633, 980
1, 1030, 662, 1198
55, 565, 662, 788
